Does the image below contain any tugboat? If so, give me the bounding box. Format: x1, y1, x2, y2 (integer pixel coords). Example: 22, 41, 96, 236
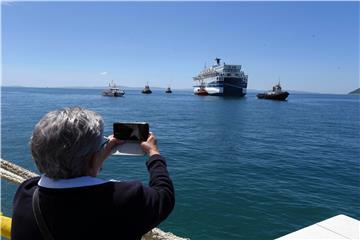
142, 83, 152, 94
102, 81, 125, 97
194, 80, 208, 96
257, 82, 289, 101
165, 86, 172, 94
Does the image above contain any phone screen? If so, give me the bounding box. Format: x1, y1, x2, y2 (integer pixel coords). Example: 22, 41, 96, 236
113, 122, 149, 141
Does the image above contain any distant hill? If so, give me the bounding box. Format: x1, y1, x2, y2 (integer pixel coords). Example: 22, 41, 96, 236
349, 88, 360, 94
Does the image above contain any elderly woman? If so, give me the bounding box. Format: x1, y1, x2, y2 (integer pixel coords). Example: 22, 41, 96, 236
11, 107, 175, 240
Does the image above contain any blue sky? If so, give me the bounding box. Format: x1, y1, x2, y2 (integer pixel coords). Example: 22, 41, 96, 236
2, 1, 359, 93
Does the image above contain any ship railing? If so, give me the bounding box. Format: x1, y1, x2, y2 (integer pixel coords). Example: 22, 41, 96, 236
193, 72, 219, 80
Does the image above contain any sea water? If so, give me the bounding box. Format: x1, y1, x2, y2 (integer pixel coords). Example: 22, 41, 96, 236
1, 87, 359, 239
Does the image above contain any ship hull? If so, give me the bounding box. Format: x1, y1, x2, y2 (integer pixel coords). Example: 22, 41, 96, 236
102, 91, 124, 97
257, 92, 289, 101
193, 77, 247, 96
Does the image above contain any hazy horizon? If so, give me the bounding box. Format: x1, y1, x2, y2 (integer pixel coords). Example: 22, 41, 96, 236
3, 84, 356, 95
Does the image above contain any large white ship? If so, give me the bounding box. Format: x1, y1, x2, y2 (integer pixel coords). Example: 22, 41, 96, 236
193, 58, 248, 96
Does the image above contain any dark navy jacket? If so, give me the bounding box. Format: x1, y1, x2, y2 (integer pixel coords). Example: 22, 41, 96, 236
11, 154, 175, 240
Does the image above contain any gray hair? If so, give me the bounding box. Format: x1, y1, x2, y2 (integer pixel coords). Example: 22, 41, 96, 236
31, 107, 104, 179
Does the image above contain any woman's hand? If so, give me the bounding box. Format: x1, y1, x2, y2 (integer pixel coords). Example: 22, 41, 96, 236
88, 135, 124, 177
141, 132, 160, 157
102, 135, 124, 158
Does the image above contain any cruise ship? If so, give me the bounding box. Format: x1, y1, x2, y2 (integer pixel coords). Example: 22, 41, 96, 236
193, 58, 248, 96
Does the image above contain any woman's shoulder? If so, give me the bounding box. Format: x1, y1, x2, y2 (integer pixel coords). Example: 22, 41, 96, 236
112, 180, 143, 190
111, 180, 145, 199
18, 176, 40, 192
13, 176, 40, 205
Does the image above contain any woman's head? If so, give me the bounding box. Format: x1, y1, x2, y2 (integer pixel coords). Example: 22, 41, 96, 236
31, 107, 104, 179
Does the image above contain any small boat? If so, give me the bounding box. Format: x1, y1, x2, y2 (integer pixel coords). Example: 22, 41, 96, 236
194, 81, 208, 96
142, 83, 152, 94
257, 82, 289, 101
165, 87, 172, 94
195, 87, 209, 96
102, 81, 125, 97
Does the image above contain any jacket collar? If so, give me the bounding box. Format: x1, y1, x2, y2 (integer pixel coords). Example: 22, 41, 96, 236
38, 175, 107, 189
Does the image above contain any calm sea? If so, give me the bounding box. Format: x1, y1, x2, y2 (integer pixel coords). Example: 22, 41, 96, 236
1, 87, 359, 239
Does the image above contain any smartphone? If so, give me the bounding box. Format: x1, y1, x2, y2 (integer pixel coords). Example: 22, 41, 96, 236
112, 122, 149, 156
113, 122, 149, 141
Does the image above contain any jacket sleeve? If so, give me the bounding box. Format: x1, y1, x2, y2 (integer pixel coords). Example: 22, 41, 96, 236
138, 154, 175, 234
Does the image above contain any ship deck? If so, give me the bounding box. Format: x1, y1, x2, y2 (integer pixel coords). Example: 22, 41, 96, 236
276, 214, 359, 239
